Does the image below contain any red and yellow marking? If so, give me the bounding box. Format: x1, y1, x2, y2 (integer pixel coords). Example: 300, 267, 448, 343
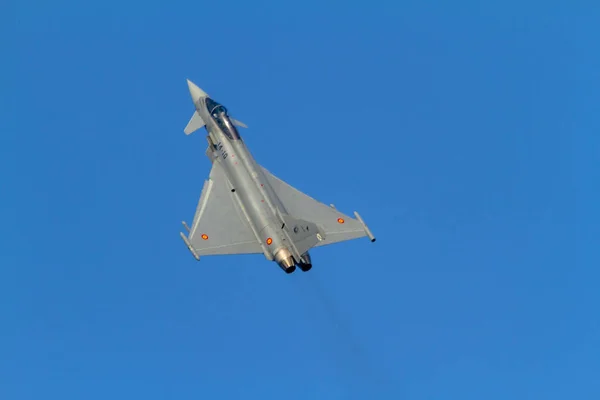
337, 218, 345, 224
266, 237, 273, 245
201, 234, 209, 240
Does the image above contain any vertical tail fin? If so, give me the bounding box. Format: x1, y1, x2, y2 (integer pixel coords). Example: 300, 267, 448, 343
282, 215, 322, 256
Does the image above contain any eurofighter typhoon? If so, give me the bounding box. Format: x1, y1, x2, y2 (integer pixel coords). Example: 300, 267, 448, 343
179, 80, 376, 274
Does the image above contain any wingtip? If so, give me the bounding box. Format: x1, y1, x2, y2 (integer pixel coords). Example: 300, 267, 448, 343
354, 211, 376, 242
180, 231, 201, 261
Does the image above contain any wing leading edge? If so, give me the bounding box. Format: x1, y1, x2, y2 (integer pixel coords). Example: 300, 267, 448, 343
261, 167, 375, 247
180, 162, 263, 259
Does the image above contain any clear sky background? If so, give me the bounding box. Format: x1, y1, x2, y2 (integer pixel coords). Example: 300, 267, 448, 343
1, 1, 597, 399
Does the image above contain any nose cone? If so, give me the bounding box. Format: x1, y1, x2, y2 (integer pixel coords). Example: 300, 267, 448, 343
186, 79, 208, 102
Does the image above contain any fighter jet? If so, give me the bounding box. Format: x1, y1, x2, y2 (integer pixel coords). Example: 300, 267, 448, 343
179, 80, 376, 273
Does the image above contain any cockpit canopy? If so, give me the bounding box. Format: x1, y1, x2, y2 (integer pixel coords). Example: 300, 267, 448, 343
205, 98, 240, 140
206, 98, 227, 117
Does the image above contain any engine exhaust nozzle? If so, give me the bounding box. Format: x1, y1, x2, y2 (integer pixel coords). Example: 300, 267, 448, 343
274, 248, 296, 274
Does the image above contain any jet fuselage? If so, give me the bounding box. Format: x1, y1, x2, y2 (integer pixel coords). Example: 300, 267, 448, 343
193, 95, 307, 273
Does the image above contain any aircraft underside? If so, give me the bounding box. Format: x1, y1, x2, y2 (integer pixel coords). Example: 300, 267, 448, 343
178, 79, 376, 274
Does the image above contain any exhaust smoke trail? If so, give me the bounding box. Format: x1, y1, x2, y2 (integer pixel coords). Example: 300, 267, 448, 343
293, 271, 396, 398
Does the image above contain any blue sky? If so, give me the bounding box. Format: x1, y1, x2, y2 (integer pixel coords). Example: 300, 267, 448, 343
2, 1, 598, 399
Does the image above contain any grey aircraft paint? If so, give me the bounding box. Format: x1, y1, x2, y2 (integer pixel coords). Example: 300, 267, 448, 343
179, 80, 375, 273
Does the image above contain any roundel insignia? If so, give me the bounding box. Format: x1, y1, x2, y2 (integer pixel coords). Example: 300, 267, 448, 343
337, 218, 345, 224
201, 234, 209, 240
